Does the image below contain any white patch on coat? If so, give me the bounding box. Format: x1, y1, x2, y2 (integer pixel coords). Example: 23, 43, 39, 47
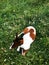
17, 32, 34, 50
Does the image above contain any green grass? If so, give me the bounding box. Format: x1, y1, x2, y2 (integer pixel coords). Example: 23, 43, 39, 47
0, 0, 49, 65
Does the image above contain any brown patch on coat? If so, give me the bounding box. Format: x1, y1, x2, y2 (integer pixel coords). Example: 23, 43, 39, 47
19, 39, 23, 45
23, 28, 29, 34
23, 28, 36, 40
29, 29, 36, 40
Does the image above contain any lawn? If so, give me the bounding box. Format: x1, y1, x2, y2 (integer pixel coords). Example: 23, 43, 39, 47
0, 0, 49, 65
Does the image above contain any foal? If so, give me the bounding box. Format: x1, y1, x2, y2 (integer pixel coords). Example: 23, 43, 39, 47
9, 26, 36, 56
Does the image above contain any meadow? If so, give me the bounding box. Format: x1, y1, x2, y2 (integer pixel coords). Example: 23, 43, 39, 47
0, 0, 49, 65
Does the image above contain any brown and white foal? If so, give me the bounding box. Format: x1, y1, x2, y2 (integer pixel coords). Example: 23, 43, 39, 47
9, 26, 36, 56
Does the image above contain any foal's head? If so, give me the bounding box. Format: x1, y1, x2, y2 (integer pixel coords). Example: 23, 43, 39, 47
9, 33, 23, 49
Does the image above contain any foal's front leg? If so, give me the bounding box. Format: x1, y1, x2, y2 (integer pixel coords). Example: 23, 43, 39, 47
17, 46, 21, 52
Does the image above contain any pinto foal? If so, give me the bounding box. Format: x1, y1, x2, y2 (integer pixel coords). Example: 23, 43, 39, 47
9, 26, 36, 56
